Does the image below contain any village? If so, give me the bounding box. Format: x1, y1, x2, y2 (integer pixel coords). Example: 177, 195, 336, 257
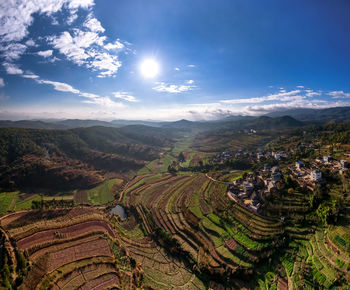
224, 148, 349, 214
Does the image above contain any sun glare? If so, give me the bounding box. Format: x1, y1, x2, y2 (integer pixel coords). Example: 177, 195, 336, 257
140, 59, 160, 78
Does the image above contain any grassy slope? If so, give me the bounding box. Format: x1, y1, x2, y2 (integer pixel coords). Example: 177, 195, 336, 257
87, 178, 119, 205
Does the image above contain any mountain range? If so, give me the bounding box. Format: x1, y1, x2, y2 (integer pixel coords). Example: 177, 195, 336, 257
1, 106, 349, 130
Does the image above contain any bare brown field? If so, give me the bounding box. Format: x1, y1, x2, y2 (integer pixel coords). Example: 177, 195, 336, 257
17, 220, 115, 251
47, 238, 112, 272
0, 207, 142, 289
74, 190, 89, 204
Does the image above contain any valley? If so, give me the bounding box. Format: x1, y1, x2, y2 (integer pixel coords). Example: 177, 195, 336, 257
0, 112, 350, 289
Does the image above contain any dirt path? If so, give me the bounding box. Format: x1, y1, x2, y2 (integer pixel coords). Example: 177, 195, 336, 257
205, 173, 227, 184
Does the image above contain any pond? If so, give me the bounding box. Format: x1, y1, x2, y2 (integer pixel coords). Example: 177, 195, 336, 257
110, 205, 127, 219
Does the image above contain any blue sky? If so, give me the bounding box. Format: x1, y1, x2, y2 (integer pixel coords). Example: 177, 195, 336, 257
1, 0, 350, 120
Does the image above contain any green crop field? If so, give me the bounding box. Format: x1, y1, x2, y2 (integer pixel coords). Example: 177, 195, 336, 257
0, 192, 44, 213
0, 192, 18, 214
15, 194, 41, 210
87, 178, 118, 205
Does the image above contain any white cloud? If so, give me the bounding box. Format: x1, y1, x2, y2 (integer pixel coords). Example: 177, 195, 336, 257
25, 39, 36, 46
104, 40, 124, 50
187, 80, 194, 84
153, 81, 196, 93
3, 62, 23, 74
49, 31, 90, 65
88, 52, 121, 76
84, 14, 105, 33
0, 0, 95, 76
51, 16, 59, 25
34, 77, 123, 107
328, 91, 350, 99
37, 50, 53, 58
2, 91, 350, 121
0, 0, 126, 78
112, 92, 138, 102
0, 43, 27, 61
49, 23, 122, 76
82, 96, 124, 107
187, 64, 196, 68
22, 73, 39, 79
221, 90, 301, 104
67, 12, 78, 25
0, 78, 4, 87
68, 0, 94, 9
243, 100, 347, 115
0, 0, 94, 43
296, 85, 304, 88
174, 67, 180, 71
305, 90, 321, 97
37, 79, 80, 94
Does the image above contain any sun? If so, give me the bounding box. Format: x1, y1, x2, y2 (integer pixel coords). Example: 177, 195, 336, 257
140, 59, 160, 78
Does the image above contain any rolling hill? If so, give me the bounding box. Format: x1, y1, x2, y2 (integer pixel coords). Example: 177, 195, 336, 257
0, 126, 173, 191
266, 106, 350, 123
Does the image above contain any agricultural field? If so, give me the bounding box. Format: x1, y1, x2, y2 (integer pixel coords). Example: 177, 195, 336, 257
0, 192, 42, 213
136, 136, 213, 175
0, 207, 142, 289
85, 178, 123, 205
1, 127, 350, 289
115, 172, 287, 287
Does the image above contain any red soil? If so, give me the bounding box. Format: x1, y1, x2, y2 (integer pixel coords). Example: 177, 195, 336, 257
47, 238, 112, 272
17, 220, 115, 251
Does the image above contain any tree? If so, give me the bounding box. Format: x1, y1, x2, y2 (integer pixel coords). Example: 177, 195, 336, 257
167, 165, 177, 174
316, 203, 331, 227
178, 152, 185, 163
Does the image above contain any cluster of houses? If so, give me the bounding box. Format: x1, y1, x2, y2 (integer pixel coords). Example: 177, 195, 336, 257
290, 155, 348, 191
314, 155, 348, 175
227, 164, 283, 213
225, 151, 349, 212
213, 149, 287, 164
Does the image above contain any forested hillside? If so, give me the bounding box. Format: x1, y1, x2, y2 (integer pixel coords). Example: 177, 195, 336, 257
0, 126, 173, 191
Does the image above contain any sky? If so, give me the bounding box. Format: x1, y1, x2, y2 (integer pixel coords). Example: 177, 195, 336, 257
1, 0, 350, 121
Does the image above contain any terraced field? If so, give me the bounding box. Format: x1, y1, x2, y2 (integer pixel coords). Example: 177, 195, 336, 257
117, 172, 286, 287
281, 228, 350, 289
0, 208, 142, 289
1, 172, 347, 289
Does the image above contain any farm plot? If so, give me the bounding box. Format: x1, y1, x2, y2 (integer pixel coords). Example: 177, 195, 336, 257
119, 171, 290, 286
121, 234, 205, 289
1, 208, 142, 289
87, 178, 120, 205
124, 174, 255, 272
80, 273, 120, 290
74, 190, 89, 204
0, 192, 42, 213
287, 231, 350, 289
16, 220, 115, 251
0, 192, 18, 213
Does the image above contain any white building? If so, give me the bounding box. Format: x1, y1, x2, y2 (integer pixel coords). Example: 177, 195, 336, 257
267, 181, 276, 192
243, 182, 254, 193
323, 155, 331, 163
311, 170, 322, 182
340, 160, 348, 168
275, 153, 281, 160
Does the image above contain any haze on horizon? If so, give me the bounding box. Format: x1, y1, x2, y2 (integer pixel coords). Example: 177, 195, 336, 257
1, 0, 350, 121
